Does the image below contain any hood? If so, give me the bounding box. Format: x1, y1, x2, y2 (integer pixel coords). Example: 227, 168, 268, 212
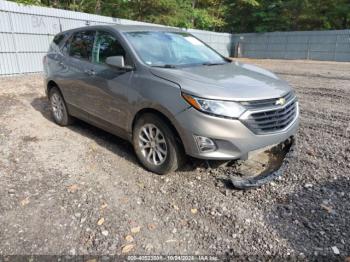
150, 61, 291, 101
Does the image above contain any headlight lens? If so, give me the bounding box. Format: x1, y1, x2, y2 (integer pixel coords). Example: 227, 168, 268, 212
182, 93, 246, 118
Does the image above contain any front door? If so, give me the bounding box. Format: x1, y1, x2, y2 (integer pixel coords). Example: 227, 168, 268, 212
87, 30, 134, 130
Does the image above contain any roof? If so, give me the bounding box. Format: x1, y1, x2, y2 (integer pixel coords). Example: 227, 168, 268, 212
110, 24, 184, 33
62, 24, 185, 34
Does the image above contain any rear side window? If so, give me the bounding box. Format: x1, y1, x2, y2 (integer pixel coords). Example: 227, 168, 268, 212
49, 33, 67, 52
69, 31, 95, 61
53, 34, 66, 45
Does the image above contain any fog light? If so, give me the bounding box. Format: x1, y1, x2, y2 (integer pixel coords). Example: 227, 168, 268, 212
194, 135, 217, 152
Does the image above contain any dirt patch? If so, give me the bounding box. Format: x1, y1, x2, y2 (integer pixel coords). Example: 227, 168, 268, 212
0, 60, 349, 257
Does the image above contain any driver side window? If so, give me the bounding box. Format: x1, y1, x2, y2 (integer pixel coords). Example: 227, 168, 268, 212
92, 31, 130, 65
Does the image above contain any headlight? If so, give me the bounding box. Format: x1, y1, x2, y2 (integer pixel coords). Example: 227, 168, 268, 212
182, 93, 246, 118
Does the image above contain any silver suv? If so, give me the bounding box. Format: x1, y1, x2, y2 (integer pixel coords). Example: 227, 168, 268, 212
43, 25, 299, 174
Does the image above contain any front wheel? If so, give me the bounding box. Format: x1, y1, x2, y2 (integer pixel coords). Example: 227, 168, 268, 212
133, 113, 185, 174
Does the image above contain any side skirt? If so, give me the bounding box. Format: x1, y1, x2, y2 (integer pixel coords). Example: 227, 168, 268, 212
67, 103, 132, 142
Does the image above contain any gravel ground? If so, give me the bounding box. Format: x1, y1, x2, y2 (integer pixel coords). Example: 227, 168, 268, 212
0, 59, 349, 259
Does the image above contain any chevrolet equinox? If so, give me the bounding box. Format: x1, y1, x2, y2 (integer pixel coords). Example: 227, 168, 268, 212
43, 25, 299, 174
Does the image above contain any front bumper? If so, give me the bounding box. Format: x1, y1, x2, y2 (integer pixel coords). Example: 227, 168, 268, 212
174, 102, 299, 160
228, 136, 296, 189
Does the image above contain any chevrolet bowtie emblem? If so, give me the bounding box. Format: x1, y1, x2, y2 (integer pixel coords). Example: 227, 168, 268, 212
275, 97, 286, 106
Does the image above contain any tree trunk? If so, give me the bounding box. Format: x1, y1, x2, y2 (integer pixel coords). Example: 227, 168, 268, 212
342, 16, 348, 29
191, 0, 196, 27
95, 0, 102, 14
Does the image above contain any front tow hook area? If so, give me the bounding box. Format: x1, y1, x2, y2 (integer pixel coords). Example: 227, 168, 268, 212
228, 136, 296, 189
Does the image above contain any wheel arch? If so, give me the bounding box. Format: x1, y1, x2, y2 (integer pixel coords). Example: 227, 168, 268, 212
47, 80, 66, 98
131, 108, 185, 150
47, 80, 59, 93
46, 80, 68, 101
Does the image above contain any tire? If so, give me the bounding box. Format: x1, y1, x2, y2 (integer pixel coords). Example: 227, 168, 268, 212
133, 113, 186, 174
48, 87, 73, 126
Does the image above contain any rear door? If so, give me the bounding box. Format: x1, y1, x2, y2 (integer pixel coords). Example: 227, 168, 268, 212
61, 30, 96, 112
44, 32, 69, 85
88, 29, 134, 129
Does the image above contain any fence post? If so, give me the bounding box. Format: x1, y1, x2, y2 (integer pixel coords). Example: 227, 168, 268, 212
265, 34, 269, 59
8, 12, 21, 74
306, 34, 310, 60
334, 34, 338, 61
284, 35, 288, 59
47, 33, 51, 50
59, 17, 62, 32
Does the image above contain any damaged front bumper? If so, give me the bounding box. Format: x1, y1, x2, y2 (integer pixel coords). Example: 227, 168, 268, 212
229, 136, 296, 189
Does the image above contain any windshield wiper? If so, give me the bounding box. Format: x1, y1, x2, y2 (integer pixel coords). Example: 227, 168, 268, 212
151, 64, 177, 68
202, 62, 228, 66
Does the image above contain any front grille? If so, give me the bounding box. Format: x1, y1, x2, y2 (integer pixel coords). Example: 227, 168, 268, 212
241, 95, 298, 134
240, 91, 294, 109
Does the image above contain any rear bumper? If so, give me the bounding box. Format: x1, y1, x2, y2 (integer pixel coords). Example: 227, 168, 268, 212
174, 102, 299, 160
43, 78, 49, 97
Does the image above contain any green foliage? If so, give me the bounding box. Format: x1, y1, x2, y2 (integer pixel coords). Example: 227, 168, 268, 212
8, 0, 350, 32
225, 0, 350, 32
12, 0, 42, 5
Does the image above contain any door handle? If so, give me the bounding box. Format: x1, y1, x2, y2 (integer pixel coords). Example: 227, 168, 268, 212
59, 61, 67, 68
84, 69, 96, 76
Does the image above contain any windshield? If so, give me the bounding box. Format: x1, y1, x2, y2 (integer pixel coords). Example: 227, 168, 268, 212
124, 31, 227, 67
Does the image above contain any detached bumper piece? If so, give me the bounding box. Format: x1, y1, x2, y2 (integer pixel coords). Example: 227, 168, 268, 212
229, 137, 296, 189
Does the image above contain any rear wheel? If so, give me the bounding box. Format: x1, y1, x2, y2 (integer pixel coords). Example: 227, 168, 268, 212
48, 87, 73, 126
133, 113, 185, 174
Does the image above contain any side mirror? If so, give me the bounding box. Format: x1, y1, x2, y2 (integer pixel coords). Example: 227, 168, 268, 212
106, 56, 133, 70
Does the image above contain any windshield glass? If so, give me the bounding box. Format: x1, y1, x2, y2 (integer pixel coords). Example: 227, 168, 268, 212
124, 31, 227, 67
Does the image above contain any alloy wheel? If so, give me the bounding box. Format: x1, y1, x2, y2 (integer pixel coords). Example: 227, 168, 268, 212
51, 93, 64, 121
138, 124, 168, 166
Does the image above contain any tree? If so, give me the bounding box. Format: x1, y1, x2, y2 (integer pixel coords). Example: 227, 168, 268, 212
8, 0, 350, 32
